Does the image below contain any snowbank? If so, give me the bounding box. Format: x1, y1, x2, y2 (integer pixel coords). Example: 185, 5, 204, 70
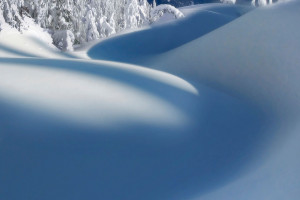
88, 4, 252, 63
153, 0, 300, 117
0, 31, 265, 200
0, 1, 299, 200
87, 1, 300, 199
89, 1, 300, 117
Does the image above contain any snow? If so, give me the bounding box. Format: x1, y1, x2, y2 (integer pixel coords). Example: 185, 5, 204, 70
89, 1, 300, 199
1, 1, 300, 200
221, 0, 236, 4
88, 3, 253, 63
1, 0, 152, 49
0, 59, 200, 128
52, 30, 75, 51
150, 4, 184, 24
152, 0, 300, 117
0, 16, 66, 58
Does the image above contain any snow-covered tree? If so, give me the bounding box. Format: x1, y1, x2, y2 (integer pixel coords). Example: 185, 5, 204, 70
150, 4, 184, 24
220, 0, 236, 4
153, 0, 157, 8
53, 0, 74, 31
0, 0, 25, 31
252, 0, 273, 6
97, 16, 116, 38
124, 0, 149, 29
84, 4, 100, 42
52, 29, 75, 51
0, 8, 7, 31
258, 0, 267, 6
0, 0, 152, 49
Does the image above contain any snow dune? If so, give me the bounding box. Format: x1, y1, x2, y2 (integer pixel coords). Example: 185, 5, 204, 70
0, 58, 199, 128
88, 1, 300, 116
1, 1, 300, 200
152, 0, 300, 118
89, 4, 253, 63
89, 1, 300, 199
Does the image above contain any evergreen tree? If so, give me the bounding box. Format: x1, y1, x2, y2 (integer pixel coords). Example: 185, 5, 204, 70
0, 0, 152, 50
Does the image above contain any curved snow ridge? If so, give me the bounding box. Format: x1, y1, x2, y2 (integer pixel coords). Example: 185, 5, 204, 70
84, 58, 199, 95
147, 2, 300, 199
88, 4, 253, 64
152, 0, 300, 118
83, 2, 300, 199
1, 2, 299, 200
0, 57, 200, 129
0, 56, 269, 200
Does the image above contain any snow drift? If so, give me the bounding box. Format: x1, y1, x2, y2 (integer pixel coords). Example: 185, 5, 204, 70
1, 1, 300, 200
88, 1, 300, 199
89, 4, 252, 63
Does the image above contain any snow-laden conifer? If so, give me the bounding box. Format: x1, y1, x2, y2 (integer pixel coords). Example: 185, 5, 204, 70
150, 4, 184, 24
220, 0, 236, 4
0, 0, 153, 50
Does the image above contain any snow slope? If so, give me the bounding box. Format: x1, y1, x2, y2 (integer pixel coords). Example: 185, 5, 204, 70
89, 2, 300, 117
152, 0, 300, 118
1, 1, 300, 200
89, 4, 252, 63
0, 41, 265, 200
0, 30, 76, 59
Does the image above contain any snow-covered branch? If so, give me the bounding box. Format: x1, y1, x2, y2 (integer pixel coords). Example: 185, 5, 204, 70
150, 4, 184, 24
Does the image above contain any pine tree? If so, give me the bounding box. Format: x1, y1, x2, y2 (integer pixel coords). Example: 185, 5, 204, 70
84, 2, 100, 42
1, 0, 25, 31
0, 0, 152, 50
153, 0, 157, 8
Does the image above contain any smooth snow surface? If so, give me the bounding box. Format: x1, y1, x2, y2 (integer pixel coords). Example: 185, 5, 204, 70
89, 4, 252, 63
1, 2, 300, 200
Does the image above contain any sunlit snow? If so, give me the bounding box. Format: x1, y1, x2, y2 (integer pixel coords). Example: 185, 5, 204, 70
0, 1, 299, 200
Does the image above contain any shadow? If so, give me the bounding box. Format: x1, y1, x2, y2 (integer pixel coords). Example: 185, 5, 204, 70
0, 37, 79, 59
88, 5, 253, 64
0, 44, 38, 58
0, 57, 200, 119
0, 57, 270, 200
